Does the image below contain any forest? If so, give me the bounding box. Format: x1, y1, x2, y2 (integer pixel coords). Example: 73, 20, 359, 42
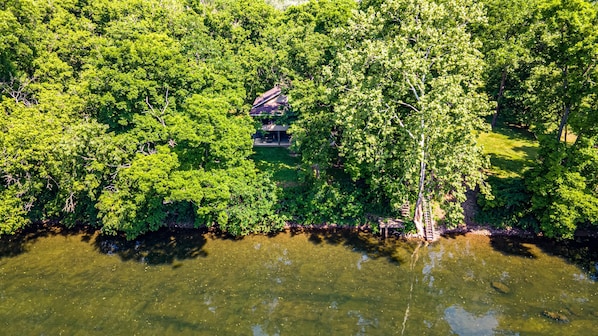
0, 0, 596, 240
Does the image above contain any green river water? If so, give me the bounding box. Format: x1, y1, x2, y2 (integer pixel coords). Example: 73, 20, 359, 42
0, 227, 597, 335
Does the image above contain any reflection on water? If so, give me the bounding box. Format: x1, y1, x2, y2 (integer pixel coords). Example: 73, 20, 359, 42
252, 323, 281, 336
348, 310, 379, 335
356, 254, 369, 270
0, 228, 597, 335
444, 305, 498, 336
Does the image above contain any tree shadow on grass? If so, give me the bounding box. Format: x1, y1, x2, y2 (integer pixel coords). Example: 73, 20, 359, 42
511, 145, 539, 161
252, 147, 301, 184
488, 154, 531, 176
496, 123, 537, 141
94, 227, 208, 265
487, 144, 538, 178
484, 123, 539, 178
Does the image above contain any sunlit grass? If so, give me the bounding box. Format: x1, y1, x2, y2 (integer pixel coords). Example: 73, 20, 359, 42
478, 124, 539, 178
560, 129, 578, 144
252, 147, 301, 184
252, 124, 539, 183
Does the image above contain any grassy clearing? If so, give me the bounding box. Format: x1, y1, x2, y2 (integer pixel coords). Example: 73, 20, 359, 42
475, 124, 540, 227
251, 124, 539, 188
478, 124, 539, 178
251, 147, 301, 185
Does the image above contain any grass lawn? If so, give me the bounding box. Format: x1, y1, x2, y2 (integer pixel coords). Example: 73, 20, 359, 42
251, 147, 301, 185
475, 123, 540, 227
251, 124, 539, 185
478, 124, 539, 178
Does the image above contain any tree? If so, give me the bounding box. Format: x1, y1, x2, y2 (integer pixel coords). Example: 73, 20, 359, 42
522, 0, 598, 238
293, 0, 490, 235
95, 92, 283, 238
0, 0, 286, 238
525, 0, 597, 140
0, 96, 115, 234
474, 0, 537, 128
0, 0, 39, 80
96, 147, 180, 237
527, 136, 598, 238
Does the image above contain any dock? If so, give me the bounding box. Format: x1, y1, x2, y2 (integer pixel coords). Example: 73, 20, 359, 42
379, 219, 405, 239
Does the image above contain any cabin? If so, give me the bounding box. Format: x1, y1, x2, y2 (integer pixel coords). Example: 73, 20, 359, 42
250, 86, 292, 147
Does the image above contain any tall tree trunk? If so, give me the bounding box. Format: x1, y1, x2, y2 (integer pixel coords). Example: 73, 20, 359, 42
414, 178, 425, 238
413, 123, 426, 238
557, 104, 570, 141
491, 68, 507, 129
557, 65, 569, 141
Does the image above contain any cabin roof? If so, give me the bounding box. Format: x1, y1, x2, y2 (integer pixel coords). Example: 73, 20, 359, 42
250, 86, 288, 116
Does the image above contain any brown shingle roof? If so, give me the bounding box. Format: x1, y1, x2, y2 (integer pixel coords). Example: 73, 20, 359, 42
250, 86, 288, 116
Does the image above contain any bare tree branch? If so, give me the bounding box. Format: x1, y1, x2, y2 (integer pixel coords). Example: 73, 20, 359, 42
405, 76, 420, 102
397, 101, 420, 113
388, 103, 417, 140
144, 88, 169, 127
63, 192, 76, 213
0, 74, 37, 106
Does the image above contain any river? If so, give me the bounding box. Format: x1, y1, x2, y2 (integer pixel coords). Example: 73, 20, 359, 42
0, 227, 596, 335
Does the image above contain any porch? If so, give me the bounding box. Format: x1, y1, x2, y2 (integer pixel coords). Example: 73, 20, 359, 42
253, 124, 291, 147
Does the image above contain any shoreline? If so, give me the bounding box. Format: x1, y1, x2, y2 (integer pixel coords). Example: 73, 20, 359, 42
283, 222, 541, 240
7, 220, 595, 242
437, 224, 538, 238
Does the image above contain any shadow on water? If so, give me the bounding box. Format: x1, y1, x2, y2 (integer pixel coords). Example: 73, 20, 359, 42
287, 227, 412, 265
94, 227, 209, 265
487, 234, 598, 277
443, 230, 598, 277
0, 223, 96, 260
443, 230, 538, 260
441, 231, 468, 240
534, 236, 598, 276
141, 312, 211, 333
489, 236, 537, 259
489, 234, 598, 274
0, 223, 210, 266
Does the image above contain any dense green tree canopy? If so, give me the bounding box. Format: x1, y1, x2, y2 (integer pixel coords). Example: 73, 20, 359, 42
291, 0, 490, 235
0, 0, 285, 238
475, 0, 598, 238
0, 0, 596, 239
527, 136, 598, 239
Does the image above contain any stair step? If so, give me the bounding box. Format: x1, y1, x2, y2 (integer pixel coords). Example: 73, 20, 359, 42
422, 199, 435, 241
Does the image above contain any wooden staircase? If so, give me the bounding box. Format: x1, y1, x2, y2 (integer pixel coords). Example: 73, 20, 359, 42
422, 199, 436, 241
400, 201, 410, 218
